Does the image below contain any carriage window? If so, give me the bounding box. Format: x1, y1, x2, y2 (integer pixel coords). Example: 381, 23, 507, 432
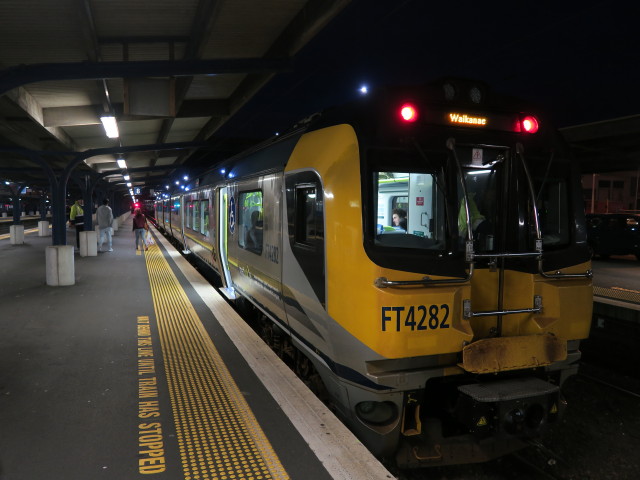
193, 200, 200, 232
201, 200, 209, 236
238, 191, 263, 254
186, 201, 192, 229
374, 171, 445, 250
295, 186, 318, 247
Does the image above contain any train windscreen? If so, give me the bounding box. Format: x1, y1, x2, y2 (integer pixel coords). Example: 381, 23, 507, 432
374, 170, 447, 250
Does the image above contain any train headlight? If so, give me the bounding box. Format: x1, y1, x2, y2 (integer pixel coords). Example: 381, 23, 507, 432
355, 401, 398, 425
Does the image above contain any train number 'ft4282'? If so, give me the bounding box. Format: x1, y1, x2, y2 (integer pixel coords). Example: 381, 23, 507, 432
381, 305, 450, 332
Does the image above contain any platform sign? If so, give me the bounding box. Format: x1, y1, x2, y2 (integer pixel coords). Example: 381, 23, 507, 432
472, 148, 483, 166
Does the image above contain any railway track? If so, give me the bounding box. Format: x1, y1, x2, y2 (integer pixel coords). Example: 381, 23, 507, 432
0, 217, 49, 235
579, 361, 640, 398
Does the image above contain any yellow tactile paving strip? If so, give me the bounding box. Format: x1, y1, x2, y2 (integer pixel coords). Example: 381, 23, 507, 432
143, 241, 289, 480
594, 285, 640, 305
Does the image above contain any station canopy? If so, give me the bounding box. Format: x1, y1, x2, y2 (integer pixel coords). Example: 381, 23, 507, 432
0, 0, 350, 199
561, 115, 640, 175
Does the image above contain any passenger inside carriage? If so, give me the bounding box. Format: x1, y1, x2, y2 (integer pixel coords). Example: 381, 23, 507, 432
245, 210, 263, 252
392, 208, 407, 231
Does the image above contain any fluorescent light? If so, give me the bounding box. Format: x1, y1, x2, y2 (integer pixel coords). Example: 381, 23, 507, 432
126, 182, 132, 187
117, 158, 127, 169
123, 175, 130, 181
100, 116, 119, 138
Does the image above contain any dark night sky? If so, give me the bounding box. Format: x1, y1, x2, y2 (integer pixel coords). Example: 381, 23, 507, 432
219, 0, 640, 140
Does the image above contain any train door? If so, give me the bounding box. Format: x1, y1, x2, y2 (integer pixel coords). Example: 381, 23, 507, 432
456, 146, 505, 339
282, 171, 327, 348
217, 185, 235, 298
231, 174, 286, 323
162, 199, 169, 230
457, 144, 553, 340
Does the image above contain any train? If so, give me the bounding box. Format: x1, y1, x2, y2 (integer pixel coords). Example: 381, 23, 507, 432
152, 78, 593, 467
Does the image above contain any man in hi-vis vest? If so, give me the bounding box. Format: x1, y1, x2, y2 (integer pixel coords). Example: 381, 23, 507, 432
69, 199, 84, 249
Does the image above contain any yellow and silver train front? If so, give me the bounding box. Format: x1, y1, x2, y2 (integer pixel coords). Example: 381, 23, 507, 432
318, 81, 593, 467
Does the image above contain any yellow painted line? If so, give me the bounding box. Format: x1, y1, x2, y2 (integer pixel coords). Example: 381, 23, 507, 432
611, 286, 640, 294
143, 238, 289, 480
0, 227, 39, 240
594, 285, 640, 304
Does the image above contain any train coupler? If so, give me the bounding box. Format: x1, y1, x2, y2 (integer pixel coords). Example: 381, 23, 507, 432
455, 377, 562, 437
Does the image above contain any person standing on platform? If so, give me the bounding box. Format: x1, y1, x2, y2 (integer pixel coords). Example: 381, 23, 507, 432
69, 199, 84, 250
96, 199, 114, 252
132, 207, 148, 252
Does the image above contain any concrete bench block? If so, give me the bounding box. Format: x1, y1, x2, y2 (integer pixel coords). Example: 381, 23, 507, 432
46, 245, 75, 286
10, 225, 24, 244
38, 220, 51, 237
79, 230, 98, 257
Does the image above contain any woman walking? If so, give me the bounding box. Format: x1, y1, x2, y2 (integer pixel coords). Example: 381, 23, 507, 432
132, 207, 148, 251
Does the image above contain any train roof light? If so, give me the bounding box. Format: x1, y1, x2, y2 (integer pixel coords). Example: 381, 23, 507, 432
521, 115, 539, 134
399, 103, 419, 122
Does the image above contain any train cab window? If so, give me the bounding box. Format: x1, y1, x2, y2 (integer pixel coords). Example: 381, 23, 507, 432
201, 200, 209, 236
374, 171, 445, 250
193, 200, 200, 232
535, 178, 570, 247
458, 168, 499, 252
238, 191, 263, 254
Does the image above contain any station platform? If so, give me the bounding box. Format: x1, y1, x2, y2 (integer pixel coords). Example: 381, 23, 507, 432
0, 216, 392, 480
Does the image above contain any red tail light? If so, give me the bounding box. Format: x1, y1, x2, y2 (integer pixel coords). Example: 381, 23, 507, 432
399, 103, 419, 122
521, 115, 539, 133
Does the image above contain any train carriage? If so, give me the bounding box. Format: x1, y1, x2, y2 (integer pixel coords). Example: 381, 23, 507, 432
155, 78, 593, 467
181, 188, 217, 269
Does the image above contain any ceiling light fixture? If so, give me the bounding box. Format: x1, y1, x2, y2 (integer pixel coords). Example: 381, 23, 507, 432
124, 175, 130, 181
100, 115, 119, 138
117, 158, 127, 169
